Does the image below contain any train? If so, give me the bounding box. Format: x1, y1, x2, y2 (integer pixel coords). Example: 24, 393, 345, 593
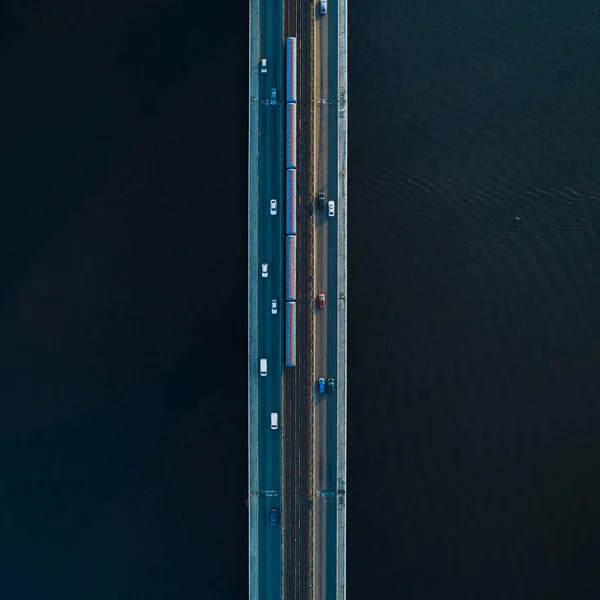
285, 103, 297, 170
285, 37, 297, 367
286, 168, 297, 236
286, 37, 297, 104
285, 235, 297, 302
285, 301, 297, 367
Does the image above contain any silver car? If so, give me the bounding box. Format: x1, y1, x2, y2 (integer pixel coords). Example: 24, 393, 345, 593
261, 58, 267, 73
271, 299, 278, 314
262, 263, 268, 278
270, 198, 277, 215
320, 0, 327, 14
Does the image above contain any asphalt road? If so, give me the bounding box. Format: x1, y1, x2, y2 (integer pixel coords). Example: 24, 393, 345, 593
313, 0, 339, 597
254, 0, 340, 596
257, 0, 284, 597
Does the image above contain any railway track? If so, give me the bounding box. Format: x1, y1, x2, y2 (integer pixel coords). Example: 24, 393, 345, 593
283, 0, 311, 598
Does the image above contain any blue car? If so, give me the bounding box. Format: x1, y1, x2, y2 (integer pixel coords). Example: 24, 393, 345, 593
270, 507, 279, 527
318, 378, 325, 394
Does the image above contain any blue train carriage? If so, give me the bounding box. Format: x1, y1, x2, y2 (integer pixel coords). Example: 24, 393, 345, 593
286, 169, 297, 236
286, 37, 297, 104
285, 301, 297, 367
286, 103, 297, 170
285, 235, 297, 302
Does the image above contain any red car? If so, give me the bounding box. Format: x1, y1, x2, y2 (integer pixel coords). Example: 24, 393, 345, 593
318, 293, 326, 309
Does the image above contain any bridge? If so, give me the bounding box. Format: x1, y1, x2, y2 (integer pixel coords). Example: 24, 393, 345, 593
247, 0, 347, 598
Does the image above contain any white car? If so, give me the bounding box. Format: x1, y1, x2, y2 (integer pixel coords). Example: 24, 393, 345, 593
261, 263, 268, 278
271, 299, 278, 314
270, 199, 277, 215
261, 58, 267, 74
328, 200, 335, 217
320, 0, 327, 15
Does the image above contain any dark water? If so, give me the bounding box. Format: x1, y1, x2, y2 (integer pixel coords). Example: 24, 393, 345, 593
2, 0, 600, 597
1, 0, 248, 597
349, 0, 600, 598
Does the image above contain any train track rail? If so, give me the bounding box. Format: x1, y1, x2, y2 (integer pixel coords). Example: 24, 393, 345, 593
283, 0, 311, 598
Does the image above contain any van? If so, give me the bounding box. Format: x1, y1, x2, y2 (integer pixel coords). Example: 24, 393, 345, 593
270, 412, 278, 430
260, 359, 268, 376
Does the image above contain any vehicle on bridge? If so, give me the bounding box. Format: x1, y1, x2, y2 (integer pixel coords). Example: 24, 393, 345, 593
286, 169, 297, 235
328, 200, 335, 217
327, 378, 335, 394
271, 412, 278, 430
261, 58, 267, 73
286, 37, 297, 103
270, 507, 279, 526
318, 293, 326, 309
270, 198, 277, 215
261, 263, 268, 277
271, 299, 278, 314
318, 192, 326, 210
285, 236, 297, 301
285, 301, 297, 366
318, 378, 325, 394
260, 359, 268, 376
320, 0, 327, 15
286, 103, 297, 170
271, 88, 277, 105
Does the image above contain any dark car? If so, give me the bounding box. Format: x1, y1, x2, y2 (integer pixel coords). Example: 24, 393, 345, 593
318, 192, 326, 209
270, 507, 279, 527
327, 378, 335, 394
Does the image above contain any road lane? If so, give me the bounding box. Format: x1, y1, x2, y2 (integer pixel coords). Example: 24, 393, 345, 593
257, 0, 284, 597
313, 0, 340, 597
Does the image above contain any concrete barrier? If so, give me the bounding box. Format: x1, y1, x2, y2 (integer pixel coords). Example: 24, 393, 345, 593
247, 0, 260, 596
336, 0, 348, 597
